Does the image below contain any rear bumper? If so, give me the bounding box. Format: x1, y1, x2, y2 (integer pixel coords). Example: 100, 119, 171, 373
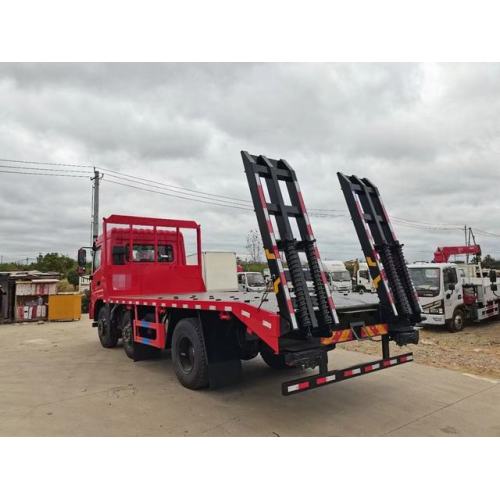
282, 352, 413, 395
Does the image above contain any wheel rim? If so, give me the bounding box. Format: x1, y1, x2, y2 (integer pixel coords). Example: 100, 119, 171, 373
455, 314, 463, 330
178, 337, 195, 373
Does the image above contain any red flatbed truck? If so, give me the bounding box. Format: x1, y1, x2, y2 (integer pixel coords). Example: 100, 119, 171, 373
79, 151, 422, 395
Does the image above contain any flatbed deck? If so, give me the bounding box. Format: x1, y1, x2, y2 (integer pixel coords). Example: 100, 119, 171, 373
107, 290, 379, 314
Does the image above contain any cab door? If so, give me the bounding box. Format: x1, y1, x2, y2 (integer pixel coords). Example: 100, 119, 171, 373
443, 266, 461, 320
237, 273, 246, 292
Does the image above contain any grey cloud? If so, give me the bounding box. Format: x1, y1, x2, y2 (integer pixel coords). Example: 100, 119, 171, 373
1, 63, 500, 264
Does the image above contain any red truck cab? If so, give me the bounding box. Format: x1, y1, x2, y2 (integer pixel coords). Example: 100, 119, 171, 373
89, 215, 205, 319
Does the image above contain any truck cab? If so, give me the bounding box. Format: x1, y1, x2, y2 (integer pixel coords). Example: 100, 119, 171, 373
354, 262, 376, 293
323, 260, 352, 293
87, 216, 204, 319
408, 263, 462, 329
237, 271, 266, 293
409, 261, 500, 331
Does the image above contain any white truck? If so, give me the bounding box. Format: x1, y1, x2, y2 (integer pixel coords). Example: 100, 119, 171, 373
408, 261, 499, 332
237, 271, 267, 293
354, 261, 376, 293
322, 260, 352, 293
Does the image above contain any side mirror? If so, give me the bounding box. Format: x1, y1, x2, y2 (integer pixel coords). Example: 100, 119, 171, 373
448, 283, 455, 291
491, 284, 498, 292
77, 248, 87, 267
489, 269, 497, 283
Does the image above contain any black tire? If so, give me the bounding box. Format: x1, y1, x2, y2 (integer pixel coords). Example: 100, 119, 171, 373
122, 311, 160, 360
447, 308, 465, 332
122, 310, 135, 359
260, 347, 292, 370
171, 318, 209, 390
97, 306, 118, 348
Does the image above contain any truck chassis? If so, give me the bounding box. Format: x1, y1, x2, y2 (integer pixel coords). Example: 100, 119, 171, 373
87, 151, 422, 395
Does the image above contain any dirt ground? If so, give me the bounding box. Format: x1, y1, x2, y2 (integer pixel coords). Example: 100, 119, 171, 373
341, 320, 500, 380
1, 316, 499, 436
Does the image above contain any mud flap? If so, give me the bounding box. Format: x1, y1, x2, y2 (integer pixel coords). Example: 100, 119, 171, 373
208, 359, 242, 389
132, 342, 162, 361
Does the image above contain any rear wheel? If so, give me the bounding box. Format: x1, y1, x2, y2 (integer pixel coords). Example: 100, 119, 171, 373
97, 306, 118, 348
122, 310, 135, 359
447, 308, 465, 332
172, 318, 209, 389
260, 346, 292, 370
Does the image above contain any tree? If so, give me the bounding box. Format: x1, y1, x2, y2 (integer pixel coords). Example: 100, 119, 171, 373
35, 253, 76, 276
67, 269, 80, 291
246, 229, 263, 263
482, 254, 500, 270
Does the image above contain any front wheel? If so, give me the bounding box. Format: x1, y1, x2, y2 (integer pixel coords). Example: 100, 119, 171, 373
97, 306, 118, 348
447, 308, 465, 332
171, 318, 209, 390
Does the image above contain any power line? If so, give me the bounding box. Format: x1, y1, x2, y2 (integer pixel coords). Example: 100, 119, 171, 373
0, 163, 92, 175
0, 158, 94, 169
0, 168, 88, 178
102, 178, 255, 211
2, 156, 500, 239
103, 171, 253, 209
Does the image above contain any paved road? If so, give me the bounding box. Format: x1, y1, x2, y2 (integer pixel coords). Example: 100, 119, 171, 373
0, 317, 498, 436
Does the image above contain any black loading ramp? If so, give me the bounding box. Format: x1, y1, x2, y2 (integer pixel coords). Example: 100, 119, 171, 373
241, 151, 338, 339
337, 173, 422, 345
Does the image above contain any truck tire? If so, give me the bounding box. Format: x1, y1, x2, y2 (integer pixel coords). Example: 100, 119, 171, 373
447, 308, 465, 332
171, 318, 209, 390
260, 347, 292, 370
122, 311, 160, 360
97, 306, 118, 348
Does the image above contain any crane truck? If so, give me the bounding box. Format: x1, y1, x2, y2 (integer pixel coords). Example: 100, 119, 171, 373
78, 151, 421, 395
408, 245, 499, 331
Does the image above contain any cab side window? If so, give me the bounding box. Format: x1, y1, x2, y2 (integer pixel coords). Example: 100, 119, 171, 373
133, 244, 155, 262
158, 244, 174, 263
359, 270, 369, 280
443, 267, 458, 288
238, 274, 245, 285
112, 245, 127, 265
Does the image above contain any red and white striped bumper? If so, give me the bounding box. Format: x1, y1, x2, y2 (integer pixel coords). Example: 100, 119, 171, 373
282, 353, 413, 396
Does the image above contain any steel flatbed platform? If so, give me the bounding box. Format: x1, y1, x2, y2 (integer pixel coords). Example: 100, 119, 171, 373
107, 290, 379, 313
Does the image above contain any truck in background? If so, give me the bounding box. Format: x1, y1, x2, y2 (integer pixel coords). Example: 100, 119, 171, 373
408, 245, 499, 331
350, 259, 376, 293
323, 260, 352, 293
237, 271, 267, 292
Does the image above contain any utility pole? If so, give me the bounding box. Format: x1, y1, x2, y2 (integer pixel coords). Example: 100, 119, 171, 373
91, 168, 102, 244
465, 225, 468, 264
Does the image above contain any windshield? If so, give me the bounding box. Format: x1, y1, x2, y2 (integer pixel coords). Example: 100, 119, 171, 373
247, 273, 265, 286
331, 271, 351, 282
409, 267, 441, 297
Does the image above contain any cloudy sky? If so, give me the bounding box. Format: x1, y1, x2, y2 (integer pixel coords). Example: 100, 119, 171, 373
1, 63, 500, 264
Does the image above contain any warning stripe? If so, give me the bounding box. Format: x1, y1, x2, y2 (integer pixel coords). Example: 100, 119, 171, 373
255, 172, 298, 330
282, 353, 413, 395
321, 323, 388, 345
